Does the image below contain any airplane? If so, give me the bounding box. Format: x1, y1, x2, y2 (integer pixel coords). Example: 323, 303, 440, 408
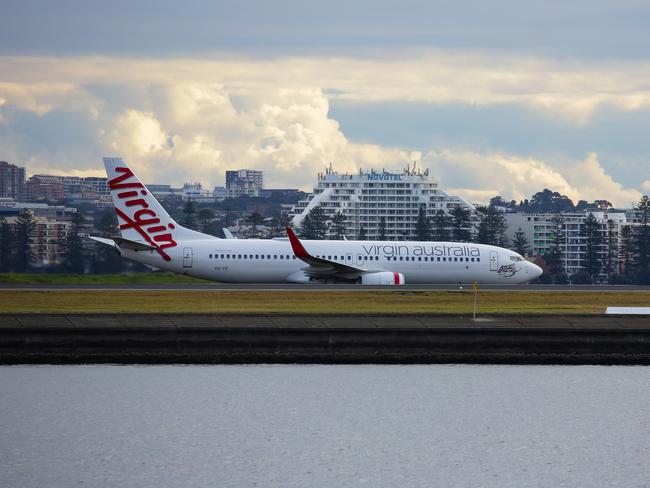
90, 157, 543, 285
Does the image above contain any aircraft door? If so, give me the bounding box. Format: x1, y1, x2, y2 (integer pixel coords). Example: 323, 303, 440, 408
183, 247, 193, 268
489, 251, 498, 271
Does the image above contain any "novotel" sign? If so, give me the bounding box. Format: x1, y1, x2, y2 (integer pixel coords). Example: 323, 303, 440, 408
366, 173, 402, 181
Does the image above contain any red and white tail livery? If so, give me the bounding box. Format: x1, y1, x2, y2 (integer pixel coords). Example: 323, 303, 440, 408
91, 158, 543, 285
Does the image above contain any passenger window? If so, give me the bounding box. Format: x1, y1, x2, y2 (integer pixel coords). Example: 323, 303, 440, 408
221, 254, 225, 259
399, 257, 403, 261
437, 257, 441, 262
274, 255, 277, 259
238, 255, 241, 259
267, 255, 271, 259
418, 257, 422, 261
477, 258, 481, 262
471, 258, 474, 262
209, 254, 212, 259
443, 257, 446, 262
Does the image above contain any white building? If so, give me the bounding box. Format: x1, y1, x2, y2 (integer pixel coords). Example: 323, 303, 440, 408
226, 169, 263, 198
213, 186, 227, 201
291, 164, 474, 240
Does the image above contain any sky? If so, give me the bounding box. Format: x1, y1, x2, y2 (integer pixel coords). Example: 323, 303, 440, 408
1, 0, 649, 207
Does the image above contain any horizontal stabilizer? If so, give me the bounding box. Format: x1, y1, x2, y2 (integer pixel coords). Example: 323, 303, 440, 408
89, 235, 156, 252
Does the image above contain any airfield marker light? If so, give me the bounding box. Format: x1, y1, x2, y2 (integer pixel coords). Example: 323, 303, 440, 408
472, 281, 479, 319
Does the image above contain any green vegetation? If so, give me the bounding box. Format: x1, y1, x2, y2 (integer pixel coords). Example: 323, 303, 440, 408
0, 290, 648, 314
0, 273, 211, 285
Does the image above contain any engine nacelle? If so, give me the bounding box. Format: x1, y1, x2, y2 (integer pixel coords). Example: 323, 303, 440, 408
361, 272, 405, 285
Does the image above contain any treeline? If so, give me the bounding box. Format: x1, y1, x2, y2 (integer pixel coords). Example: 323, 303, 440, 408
0, 209, 142, 274
490, 188, 613, 213
178, 200, 292, 238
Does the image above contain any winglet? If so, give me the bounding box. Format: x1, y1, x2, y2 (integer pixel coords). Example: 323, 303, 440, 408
286, 227, 310, 259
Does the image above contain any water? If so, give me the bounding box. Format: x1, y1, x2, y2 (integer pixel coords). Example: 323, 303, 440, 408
1, 365, 649, 488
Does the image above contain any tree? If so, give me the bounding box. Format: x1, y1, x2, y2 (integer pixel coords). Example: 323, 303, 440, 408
605, 219, 619, 280
61, 212, 85, 273
224, 206, 233, 227
299, 206, 329, 239
529, 189, 574, 213
358, 226, 367, 240
633, 195, 650, 270
181, 200, 196, 229
580, 213, 603, 282
196, 208, 215, 232
330, 211, 347, 240
545, 215, 566, 276
378, 216, 387, 240
450, 207, 471, 242
432, 210, 451, 241
93, 209, 123, 274
14, 210, 36, 272
619, 225, 635, 276
415, 206, 431, 241
476, 206, 508, 246
511, 227, 530, 256
0, 217, 14, 272
245, 212, 264, 238
269, 214, 291, 238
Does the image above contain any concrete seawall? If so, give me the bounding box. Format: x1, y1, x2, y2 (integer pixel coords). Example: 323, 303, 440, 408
1, 314, 650, 365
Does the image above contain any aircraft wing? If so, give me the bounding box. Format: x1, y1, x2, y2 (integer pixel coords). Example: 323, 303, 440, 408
286, 227, 367, 280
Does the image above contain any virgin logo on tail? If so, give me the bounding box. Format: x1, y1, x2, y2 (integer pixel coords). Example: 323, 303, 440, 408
108, 167, 177, 261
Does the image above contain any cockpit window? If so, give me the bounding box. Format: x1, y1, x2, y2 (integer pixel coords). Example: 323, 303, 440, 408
510, 255, 524, 262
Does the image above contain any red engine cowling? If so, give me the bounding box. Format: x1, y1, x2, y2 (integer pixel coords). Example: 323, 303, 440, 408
361, 272, 405, 285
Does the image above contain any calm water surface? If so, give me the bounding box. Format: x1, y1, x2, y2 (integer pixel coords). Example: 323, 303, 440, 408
1, 365, 649, 487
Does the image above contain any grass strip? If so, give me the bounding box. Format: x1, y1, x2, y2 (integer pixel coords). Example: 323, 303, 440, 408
1, 290, 649, 314
0, 273, 211, 285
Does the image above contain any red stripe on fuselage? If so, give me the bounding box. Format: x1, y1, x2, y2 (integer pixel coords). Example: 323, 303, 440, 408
394, 272, 400, 285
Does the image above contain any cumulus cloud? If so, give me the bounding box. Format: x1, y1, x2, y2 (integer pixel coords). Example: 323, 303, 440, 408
0, 52, 646, 204
97, 85, 420, 188
423, 149, 641, 207
642, 180, 650, 192
2, 53, 650, 123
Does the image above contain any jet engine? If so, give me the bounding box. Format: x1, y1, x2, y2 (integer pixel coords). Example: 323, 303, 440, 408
361, 272, 405, 285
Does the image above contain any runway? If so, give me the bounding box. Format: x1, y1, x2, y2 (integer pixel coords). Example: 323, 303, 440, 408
1, 283, 649, 292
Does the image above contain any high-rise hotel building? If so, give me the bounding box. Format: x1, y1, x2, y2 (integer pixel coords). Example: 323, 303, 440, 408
291, 164, 474, 240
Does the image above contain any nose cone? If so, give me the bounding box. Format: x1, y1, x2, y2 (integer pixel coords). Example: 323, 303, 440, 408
529, 262, 543, 279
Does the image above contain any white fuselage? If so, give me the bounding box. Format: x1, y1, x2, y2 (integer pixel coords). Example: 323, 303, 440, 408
120, 237, 540, 284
